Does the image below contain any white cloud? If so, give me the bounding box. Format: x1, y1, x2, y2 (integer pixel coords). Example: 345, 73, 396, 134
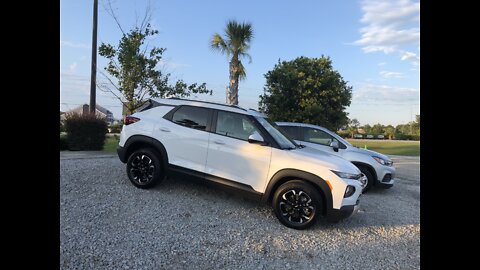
355, 0, 419, 65
68, 62, 78, 73
60, 40, 90, 49
353, 84, 419, 103
400, 51, 420, 65
378, 62, 387, 66
380, 71, 403, 79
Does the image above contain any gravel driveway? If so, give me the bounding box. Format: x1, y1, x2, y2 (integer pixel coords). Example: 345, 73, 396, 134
60, 153, 419, 269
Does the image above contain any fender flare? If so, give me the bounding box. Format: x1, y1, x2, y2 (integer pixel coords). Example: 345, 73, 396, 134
262, 169, 333, 216
120, 135, 168, 169
350, 161, 377, 183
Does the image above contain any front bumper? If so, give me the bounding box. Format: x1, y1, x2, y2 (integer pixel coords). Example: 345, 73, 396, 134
327, 198, 360, 222
117, 146, 127, 163
375, 165, 396, 186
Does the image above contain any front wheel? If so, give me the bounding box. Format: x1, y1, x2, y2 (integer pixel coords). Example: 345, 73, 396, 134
358, 166, 374, 192
272, 180, 323, 230
126, 148, 164, 189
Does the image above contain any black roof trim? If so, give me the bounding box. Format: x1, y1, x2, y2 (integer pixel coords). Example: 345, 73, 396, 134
166, 97, 247, 111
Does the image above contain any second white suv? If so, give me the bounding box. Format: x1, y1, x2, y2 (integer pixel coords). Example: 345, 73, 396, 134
117, 98, 365, 229
277, 122, 396, 192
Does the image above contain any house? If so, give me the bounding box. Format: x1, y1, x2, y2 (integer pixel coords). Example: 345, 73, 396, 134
61, 104, 115, 125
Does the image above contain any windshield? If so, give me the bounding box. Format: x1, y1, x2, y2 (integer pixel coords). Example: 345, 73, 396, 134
256, 117, 298, 149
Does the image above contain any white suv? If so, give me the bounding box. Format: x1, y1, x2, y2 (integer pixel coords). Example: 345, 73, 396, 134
117, 98, 364, 229
277, 122, 396, 192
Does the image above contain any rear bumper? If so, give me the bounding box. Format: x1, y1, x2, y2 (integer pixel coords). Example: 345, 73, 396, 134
117, 146, 127, 163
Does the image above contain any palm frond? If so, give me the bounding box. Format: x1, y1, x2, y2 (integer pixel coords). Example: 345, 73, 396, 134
210, 33, 230, 56
238, 62, 247, 81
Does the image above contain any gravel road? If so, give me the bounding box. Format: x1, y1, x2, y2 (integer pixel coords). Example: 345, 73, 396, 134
60, 153, 419, 269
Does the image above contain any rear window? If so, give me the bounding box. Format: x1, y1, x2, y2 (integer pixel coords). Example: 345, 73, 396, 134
172, 106, 211, 131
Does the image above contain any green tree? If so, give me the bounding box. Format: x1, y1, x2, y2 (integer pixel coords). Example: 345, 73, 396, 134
371, 123, 385, 135
347, 118, 360, 138
210, 20, 254, 105
99, 24, 211, 115
384, 125, 395, 140
259, 56, 352, 131
362, 124, 372, 134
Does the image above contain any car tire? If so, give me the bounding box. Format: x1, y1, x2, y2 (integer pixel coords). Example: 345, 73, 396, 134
358, 166, 374, 192
272, 180, 322, 230
126, 148, 164, 189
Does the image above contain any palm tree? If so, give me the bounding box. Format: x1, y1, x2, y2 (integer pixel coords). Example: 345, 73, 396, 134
210, 20, 253, 105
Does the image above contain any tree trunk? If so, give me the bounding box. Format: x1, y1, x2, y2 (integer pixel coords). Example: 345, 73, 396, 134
228, 59, 239, 105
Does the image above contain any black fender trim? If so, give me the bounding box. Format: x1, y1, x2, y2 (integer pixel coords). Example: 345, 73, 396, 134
262, 169, 333, 216
351, 161, 378, 184
117, 135, 168, 169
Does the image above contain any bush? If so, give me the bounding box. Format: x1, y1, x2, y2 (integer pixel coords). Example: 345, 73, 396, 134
64, 112, 108, 150
394, 133, 420, 141
60, 135, 68, 150
108, 123, 123, 133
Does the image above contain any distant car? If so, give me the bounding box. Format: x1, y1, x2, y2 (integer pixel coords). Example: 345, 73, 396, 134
353, 134, 363, 139
376, 135, 385, 139
366, 134, 374, 139
277, 122, 395, 192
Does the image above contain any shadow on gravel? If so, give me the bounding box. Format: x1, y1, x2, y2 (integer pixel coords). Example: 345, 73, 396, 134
142, 173, 419, 231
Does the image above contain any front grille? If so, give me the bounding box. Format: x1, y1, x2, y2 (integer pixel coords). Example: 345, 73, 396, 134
382, 174, 392, 182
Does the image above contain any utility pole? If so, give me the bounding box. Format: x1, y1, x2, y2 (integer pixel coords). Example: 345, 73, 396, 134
89, 0, 98, 114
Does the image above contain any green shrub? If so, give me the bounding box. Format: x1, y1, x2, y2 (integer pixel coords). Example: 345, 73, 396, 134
64, 112, 108, 150
394, 133, 420, 141
108, 123, 123, 133
60, 135, 68, 150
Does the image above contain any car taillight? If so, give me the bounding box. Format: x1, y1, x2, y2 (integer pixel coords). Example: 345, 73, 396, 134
124, 115, 140, 125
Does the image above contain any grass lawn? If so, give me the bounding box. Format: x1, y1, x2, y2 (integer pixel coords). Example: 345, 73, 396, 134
346, 139, 420, 156
103, 136, 120, 152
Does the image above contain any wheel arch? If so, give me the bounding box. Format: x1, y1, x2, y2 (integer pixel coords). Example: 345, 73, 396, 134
351, 161, 377, 185
121, 135, 168, 169
262, 169, 333, 216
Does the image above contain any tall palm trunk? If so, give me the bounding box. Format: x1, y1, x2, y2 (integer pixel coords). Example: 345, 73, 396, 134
228, 57, 239, 105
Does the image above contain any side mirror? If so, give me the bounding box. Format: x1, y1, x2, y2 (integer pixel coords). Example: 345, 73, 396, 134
330, 140, 339, 152
248, 132, 267, 146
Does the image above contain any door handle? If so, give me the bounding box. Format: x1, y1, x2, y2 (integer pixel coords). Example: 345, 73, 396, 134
213, 139, 225, 145
159, 127, 171, 132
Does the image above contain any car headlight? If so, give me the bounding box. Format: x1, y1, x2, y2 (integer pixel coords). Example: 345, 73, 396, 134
372, 156, 393, 166
331, 170, 362, 180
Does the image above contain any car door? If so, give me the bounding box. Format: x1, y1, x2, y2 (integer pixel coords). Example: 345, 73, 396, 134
205, 110, 272, 192
155, 105, 212, 173
298, 127, 342, 156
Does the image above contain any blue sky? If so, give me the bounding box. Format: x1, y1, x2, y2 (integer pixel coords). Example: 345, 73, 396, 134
60, 0, 419, 126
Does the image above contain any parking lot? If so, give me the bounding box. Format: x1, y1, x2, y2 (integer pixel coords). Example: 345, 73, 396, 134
60, 153, 419, 269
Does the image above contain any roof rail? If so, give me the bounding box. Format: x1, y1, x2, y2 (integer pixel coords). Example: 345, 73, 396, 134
166, 97, 247, 111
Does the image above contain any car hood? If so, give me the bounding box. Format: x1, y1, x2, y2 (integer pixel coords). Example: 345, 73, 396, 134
290, 146, 361, 174
350, 147, 392, 161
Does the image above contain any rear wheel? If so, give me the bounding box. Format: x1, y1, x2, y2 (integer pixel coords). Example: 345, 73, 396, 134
126, 148, 164, 189
272, 180, 322, 230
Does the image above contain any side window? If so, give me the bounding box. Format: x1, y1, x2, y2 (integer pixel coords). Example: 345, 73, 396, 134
215, 111, 262, 141
302, 127, 335, 146
279, 126, 302, 140
172, 106, 210, 131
